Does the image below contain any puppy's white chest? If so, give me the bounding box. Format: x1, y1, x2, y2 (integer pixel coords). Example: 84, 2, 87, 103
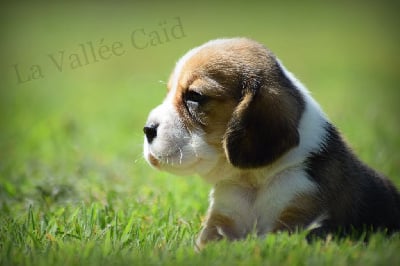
210, 168, 317, 236
253, 169, 316, 233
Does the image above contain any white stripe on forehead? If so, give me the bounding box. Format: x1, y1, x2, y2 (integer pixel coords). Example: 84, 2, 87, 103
167, 47, 200, 101
167, 39, 233, 102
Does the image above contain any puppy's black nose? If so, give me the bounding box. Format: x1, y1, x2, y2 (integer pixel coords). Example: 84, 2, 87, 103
143, 123, 159, 143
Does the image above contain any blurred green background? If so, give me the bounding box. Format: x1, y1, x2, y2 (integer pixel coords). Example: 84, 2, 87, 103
0, 0, 399, 208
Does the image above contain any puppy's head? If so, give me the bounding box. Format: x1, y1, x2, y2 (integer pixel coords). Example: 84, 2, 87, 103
143, 38, 304, 179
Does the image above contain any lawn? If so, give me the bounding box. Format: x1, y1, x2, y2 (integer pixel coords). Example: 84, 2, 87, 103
1, 1, 399, 265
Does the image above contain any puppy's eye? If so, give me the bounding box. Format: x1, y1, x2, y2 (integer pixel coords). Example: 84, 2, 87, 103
184, 90, 208, 105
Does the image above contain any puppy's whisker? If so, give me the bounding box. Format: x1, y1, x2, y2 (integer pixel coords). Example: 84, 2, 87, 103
192, 145, 199, 158
133, 153, 145, 164
178, 147, 184, 164
186, 128, 194, 138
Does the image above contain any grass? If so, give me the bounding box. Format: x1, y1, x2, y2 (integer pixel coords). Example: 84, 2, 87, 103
1, 1, 400, 265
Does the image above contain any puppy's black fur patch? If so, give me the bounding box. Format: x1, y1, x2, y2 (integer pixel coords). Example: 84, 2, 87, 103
305, 123, 400, 236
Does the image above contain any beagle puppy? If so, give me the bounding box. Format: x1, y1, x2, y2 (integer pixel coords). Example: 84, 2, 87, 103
143, 38, 400, 249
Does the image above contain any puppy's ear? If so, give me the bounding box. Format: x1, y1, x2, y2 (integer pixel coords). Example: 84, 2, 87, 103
223, 75, 302, 168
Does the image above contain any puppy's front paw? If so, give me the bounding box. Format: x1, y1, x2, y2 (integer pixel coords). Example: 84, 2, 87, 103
195, 212, 240, 251
195, 226, 223, 251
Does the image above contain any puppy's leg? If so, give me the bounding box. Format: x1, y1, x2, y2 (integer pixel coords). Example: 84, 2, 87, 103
195, 181, 256, 250
195, 211, 236, 251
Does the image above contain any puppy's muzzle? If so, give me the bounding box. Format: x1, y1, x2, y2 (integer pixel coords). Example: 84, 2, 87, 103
143, 122, 159, 143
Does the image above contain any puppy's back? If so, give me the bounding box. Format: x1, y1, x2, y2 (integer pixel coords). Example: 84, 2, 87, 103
306, 122, 400, 234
